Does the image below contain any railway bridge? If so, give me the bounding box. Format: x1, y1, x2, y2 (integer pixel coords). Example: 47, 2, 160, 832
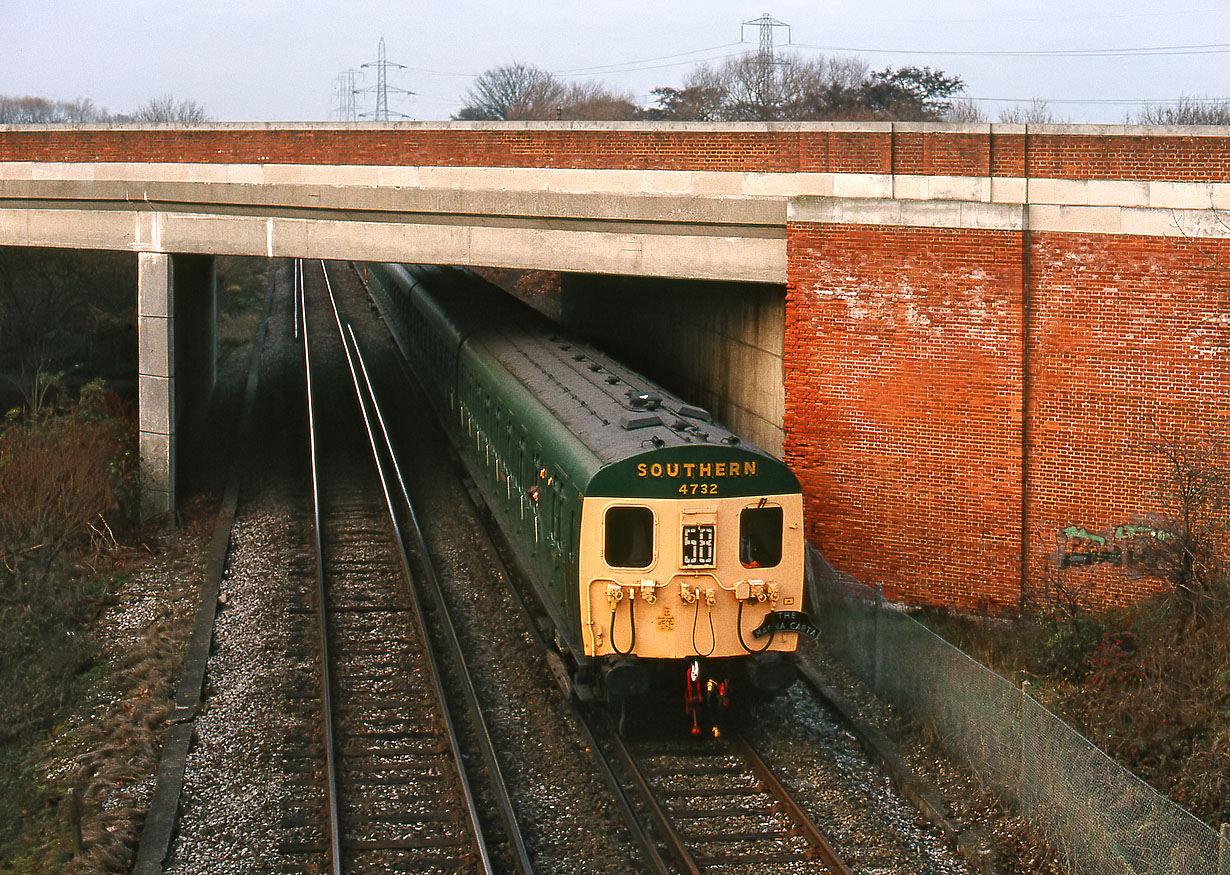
2, 120, 1229, 610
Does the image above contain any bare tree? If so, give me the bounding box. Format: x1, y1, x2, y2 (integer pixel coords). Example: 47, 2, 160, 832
1133, 96, 1230, 125
456, 63, 641, 121
999, 99, 1064, 124
131, 95, 212, 124
456, 62, 566, 120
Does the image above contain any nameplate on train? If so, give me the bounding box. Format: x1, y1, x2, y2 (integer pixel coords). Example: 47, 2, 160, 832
752, 610, 820, 640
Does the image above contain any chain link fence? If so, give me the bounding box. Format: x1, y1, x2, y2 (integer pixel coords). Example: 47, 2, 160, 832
806, 546, 1228, 875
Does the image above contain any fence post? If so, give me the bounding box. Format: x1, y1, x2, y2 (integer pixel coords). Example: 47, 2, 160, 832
1020, 679, 1033, 816
872, 583, 883, 695
1218, 822, 1228, 875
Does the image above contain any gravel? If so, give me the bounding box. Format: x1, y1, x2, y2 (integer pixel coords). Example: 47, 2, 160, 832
163, 502, 317, 875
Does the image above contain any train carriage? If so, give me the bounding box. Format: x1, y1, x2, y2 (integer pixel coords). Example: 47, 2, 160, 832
364, 262, 811, 718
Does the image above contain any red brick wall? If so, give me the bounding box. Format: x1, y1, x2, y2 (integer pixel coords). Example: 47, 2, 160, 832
785, 222, 1026, 610
2, 125, 1230, 180
786, 222, 1230, 611
1025, 233, 1230, 605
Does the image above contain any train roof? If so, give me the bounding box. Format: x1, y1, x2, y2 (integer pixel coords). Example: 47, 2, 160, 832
407, 265, 782, 470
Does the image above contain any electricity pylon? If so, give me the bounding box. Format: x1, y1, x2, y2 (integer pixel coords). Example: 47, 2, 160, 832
741, 13, 791, 119
332, 69, 360, 121
358, 37, 414, 121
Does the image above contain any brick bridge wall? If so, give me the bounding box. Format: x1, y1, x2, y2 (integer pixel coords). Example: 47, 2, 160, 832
787, 222, 1230, 612
6, 122, 1230, 611
3, 123, 1230, 178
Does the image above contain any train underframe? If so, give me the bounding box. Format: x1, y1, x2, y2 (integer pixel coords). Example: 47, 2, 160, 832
574, 650, 798, 736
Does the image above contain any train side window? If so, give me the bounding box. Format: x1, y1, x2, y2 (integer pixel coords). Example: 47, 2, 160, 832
740, 506, 783, 568
605, 506, 654, 568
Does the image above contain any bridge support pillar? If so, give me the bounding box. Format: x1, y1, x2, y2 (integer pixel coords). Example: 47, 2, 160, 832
137, 252, 216, 520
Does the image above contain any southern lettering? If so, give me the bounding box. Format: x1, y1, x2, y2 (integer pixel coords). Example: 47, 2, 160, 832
636, 461, 757, 479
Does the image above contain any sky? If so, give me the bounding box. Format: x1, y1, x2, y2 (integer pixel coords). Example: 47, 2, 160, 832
2, 1, 1229, 124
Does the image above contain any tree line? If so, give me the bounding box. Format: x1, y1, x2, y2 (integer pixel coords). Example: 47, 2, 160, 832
4, 56, 1228, 126
455, 53, 1230, 126
0, 94, 211, 124
455, 54, 969, 122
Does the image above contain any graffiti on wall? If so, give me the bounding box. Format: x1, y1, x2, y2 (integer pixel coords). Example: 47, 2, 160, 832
1059, 524, 1171, 569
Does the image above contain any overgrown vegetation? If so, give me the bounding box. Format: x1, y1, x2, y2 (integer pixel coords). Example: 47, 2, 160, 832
925, 575, 1230, 829
0, 255, 266, 871
0, 248, 137, 415
0, 382, 139, 708
0, 381, 139, 863
918, 418, 1230, 833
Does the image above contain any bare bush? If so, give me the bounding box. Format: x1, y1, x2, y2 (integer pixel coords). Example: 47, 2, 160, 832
129, 95, 212, 125
1130, 422, 1230, 603
0, 380, 137, 603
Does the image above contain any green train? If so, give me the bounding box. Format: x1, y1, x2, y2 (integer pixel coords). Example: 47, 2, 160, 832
362, 263, 813, 728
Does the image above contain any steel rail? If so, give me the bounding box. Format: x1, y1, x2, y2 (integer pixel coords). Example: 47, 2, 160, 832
347, 259, 673, 875
318, 261, 491, 872
729, 732, 855, 875
606, 730, 702, 875
301, 260, 344, 875
319, 261, 524, 874
344, 321, 534, 874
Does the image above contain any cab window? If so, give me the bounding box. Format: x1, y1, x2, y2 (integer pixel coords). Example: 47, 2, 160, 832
740, 506, 782, 568
605, 506, 654, 568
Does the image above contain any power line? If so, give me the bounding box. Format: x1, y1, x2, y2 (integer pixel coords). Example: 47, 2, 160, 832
965, 95, 1230, 106
816, 6, 1229, 26
552, 42, 744, 76
555, 50, 748, 78
790, 40, 1230, 59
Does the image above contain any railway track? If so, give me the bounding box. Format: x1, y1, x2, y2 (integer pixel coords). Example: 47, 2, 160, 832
608, 729, 852, 874
291, 260, 529, 874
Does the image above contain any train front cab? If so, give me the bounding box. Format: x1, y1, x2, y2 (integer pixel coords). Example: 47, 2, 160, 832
577, 450, 806, 717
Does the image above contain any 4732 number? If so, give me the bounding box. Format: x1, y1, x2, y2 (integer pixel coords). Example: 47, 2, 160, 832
678, 482, 719, 495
